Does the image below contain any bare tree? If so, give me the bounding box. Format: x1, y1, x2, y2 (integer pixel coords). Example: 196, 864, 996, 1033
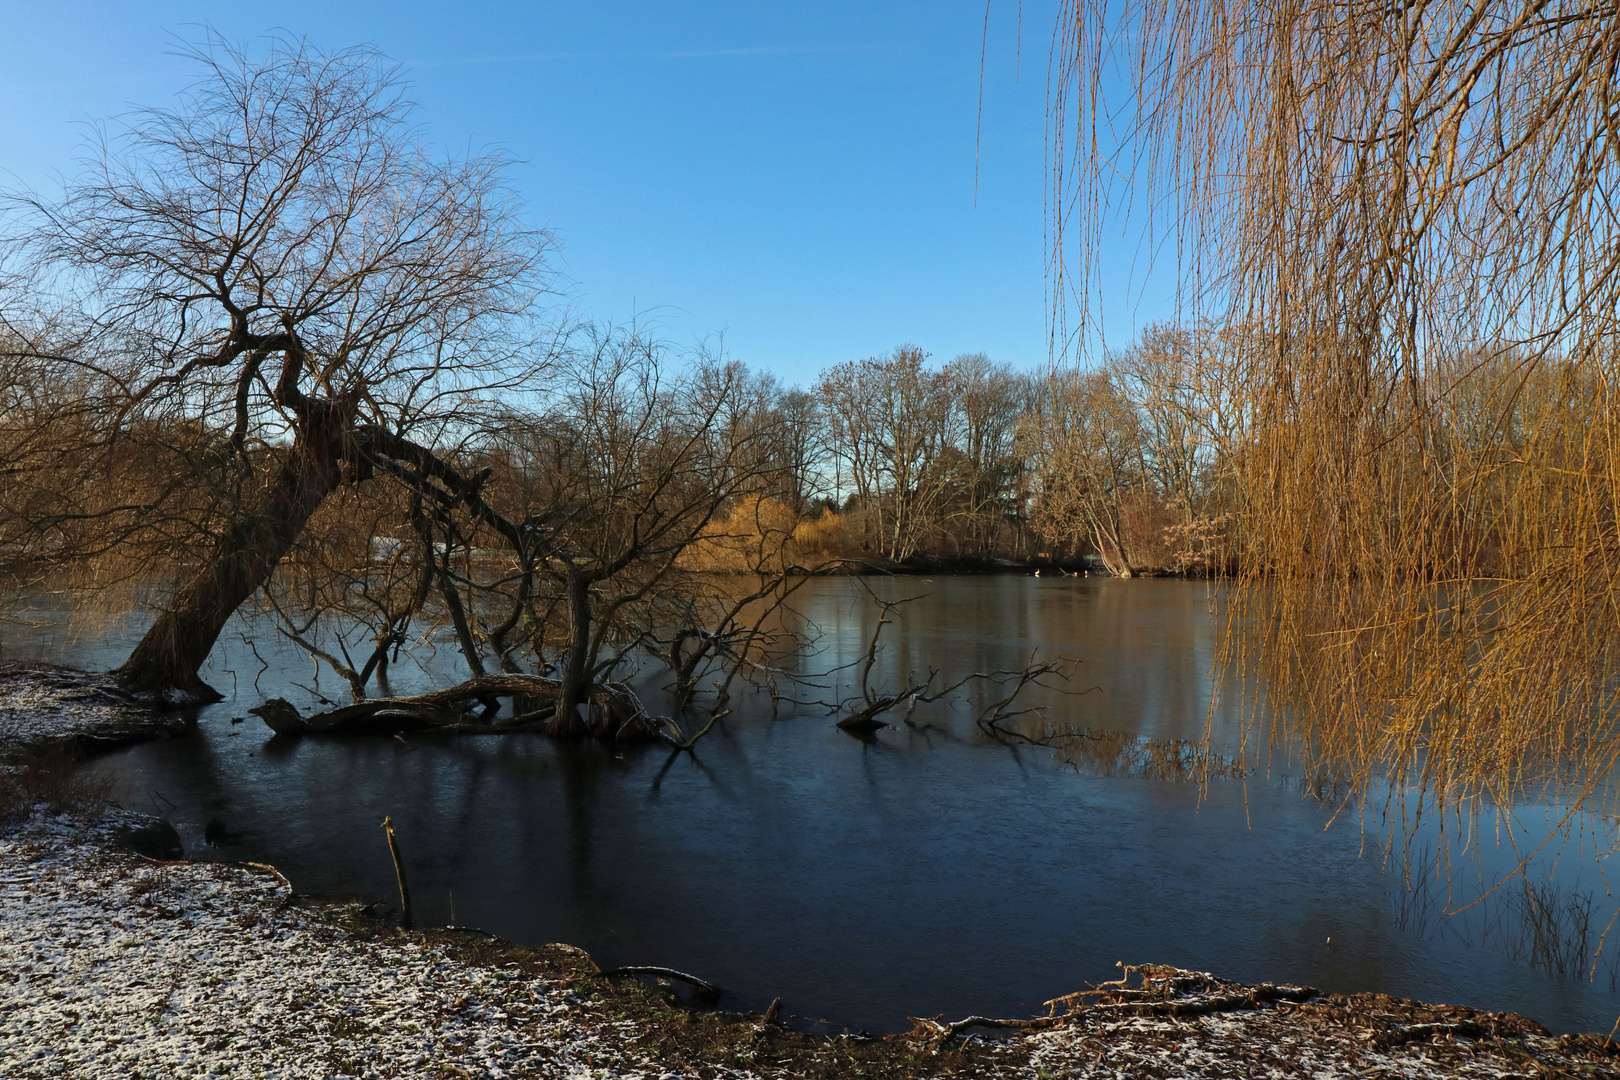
2, 34, 547, 702
499, 332, 791, 736
817, 346, 955, 560
940, 353, 1030, 558
1027, 366, 1143, 576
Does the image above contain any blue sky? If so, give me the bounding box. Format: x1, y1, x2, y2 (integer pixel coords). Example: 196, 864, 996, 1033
0, 2, 1169, 387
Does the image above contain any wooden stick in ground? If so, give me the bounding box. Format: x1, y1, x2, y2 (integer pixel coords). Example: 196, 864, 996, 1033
381, 816, 413, 930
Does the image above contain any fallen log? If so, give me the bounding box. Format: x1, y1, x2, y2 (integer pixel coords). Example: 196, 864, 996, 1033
835, 683, 929, 733
249, 675, 564, 736
247, 673, 662, 740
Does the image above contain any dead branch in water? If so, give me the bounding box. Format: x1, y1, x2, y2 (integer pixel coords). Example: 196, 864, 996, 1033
828, 583, 1079, 734
654, 709, 729, 752
831, 583, 933, 732
246, 673, 652, 741
974, 658, 1076, 729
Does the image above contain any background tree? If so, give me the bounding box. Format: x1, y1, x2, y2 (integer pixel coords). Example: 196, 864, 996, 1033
817, 346, 956, 561
1028, 367, 1144, 576
940, 353, 1030, 558
502, 332, 790, 736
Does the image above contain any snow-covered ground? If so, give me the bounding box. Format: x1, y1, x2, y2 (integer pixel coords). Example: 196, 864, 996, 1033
0, 809, 777, 1079
0, 666, 190, 758
4, 808, 1619, 1079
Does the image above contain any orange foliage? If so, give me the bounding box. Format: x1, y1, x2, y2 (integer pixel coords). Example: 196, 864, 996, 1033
678, 496, 803, 573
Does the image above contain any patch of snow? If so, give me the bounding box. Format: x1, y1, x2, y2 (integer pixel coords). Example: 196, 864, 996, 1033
0, 811, 769, 1078
0, 666, 188, 758
2, 809, 1615, 1078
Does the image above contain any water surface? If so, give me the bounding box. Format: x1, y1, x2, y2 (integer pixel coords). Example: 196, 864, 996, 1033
5, 577, 1617, 1033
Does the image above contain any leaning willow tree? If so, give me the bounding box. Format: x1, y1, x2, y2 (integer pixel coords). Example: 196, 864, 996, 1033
2, 35, 546, 704
1052, 3, 1620, 815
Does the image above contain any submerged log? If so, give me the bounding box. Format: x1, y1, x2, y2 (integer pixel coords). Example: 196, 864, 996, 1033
248, 675, 563, 737
835, 682, 929, 734
835, 701, 895, 733
247, 673, 657, 741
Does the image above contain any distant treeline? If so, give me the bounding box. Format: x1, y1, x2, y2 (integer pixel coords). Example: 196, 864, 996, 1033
825, 326, 1245, 575
1, 322, 1238, 585
761, 325, 1239, 576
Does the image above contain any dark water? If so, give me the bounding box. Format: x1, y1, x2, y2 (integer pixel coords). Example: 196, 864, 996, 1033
6, 577, 1618, 1034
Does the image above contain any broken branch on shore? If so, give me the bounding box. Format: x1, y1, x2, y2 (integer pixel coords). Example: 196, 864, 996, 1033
380, 816, 413, 930
904, 1014, 1061, 1052
596, 965, 721, 1003
904, 963, 1319, 1053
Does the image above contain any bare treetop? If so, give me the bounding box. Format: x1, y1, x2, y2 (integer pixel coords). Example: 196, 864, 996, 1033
11, 31, 547, 436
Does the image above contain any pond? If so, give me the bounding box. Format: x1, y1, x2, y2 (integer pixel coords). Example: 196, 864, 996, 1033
4, 576, 1618, 1034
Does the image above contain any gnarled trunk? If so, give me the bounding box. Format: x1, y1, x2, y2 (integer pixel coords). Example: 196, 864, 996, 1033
546, 571, 593, 736
117, 427, 345, 704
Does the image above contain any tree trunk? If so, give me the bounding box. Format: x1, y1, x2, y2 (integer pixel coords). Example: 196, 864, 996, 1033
117, 429, 345, 705
1091, 520, 1135, 578
546, 571, 593, 736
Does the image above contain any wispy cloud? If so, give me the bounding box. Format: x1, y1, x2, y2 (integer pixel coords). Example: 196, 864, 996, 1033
410, 43, 883, 69
653, 44, 884, 59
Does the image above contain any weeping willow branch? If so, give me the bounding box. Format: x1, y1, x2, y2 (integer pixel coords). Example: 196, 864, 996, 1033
1052, 0, 1620, 821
